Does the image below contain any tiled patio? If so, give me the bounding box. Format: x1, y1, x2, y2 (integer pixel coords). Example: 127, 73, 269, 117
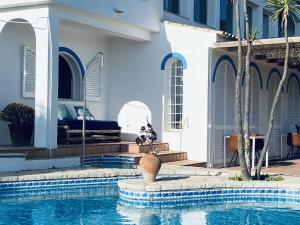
226, 158, 300, 176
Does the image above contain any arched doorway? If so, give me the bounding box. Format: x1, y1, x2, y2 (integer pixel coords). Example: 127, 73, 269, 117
58, 55, 72, 99
58, 53, 82, 101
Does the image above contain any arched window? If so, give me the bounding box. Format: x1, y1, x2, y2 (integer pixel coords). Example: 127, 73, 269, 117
165, 59, 183, 130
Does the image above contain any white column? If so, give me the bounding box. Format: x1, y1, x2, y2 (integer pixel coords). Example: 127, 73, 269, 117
34, 13, 59, 149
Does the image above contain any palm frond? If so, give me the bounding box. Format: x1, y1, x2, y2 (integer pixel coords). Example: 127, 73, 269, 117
265, 0, 300, 32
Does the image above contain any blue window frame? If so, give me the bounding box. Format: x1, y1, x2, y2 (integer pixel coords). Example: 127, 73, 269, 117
164, 0, 180, 15
194, 0, 207, 24
248, 6, 253, 33
245, 5, 253, 37
263, 13, 269, 38
278, 13, 295, 37
220, 0, 233, 33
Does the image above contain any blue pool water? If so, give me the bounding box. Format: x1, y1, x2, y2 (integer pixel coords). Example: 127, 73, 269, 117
1, 184, 300, 225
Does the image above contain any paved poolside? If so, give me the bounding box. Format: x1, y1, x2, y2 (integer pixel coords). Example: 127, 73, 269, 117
226, 158, 300, 176
1, 158, 300, 182
0, 164, 222, 182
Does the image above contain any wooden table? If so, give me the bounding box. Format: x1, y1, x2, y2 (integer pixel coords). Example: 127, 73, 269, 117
224, 135, 268, 169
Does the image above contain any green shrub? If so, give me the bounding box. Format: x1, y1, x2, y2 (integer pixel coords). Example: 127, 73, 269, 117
229, 174, 243, 181
264, 174, 284, 182
0, 103, 34, 126
228, 174, 284, 181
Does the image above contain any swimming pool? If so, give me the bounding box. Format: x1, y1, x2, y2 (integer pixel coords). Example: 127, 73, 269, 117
1, 181, 300, 225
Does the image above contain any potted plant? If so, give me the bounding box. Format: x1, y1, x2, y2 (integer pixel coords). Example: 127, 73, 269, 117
0, 103, 34, 146
136, 121, 161, 182
139, 149, 161, 182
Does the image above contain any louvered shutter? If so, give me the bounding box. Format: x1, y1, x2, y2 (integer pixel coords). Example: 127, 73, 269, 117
215, 62, 226, 125
293, 81, 300, 126
85, 58, 102, 101
250, 68, 260, 133
268, 74, 281, 159
212, 61, 235, 166
287, 79, 300, 130
213, 62, 226, 166
288, 82, 294, 130
22, 46, 36, 98
226, 63, 235, 127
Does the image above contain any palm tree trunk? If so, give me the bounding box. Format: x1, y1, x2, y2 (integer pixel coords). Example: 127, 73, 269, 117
243, 0, 251, 173
256, 13, 289, 179
235, 0, 251, 180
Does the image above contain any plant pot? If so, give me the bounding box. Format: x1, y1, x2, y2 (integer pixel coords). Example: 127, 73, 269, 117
8, 124, 33, 146
139, 153, 161, 182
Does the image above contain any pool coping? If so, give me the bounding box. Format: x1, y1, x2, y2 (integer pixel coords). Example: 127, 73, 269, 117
0, 165, 222, 182
117, 175, 300, 206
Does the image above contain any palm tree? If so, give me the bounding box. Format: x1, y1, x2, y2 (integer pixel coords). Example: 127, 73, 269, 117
233, 0, 251, 180
243, 0, 252, 173
256, 0, 300, 179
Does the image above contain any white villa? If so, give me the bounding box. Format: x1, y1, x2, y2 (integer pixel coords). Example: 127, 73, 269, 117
1, 0, 300, 169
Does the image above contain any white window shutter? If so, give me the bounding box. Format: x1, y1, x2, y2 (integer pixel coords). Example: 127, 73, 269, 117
213, 60, 236, 166
250, 68, 260, 132
268, 73, 281, 159
214, 62, 226, 125
22, 46, 36, 98
225, 62, 235, 126
85, 58, 102, 101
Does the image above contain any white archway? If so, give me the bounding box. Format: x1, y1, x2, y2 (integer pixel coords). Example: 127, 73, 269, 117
0, 18, 36, 145
118, 101, 152, 141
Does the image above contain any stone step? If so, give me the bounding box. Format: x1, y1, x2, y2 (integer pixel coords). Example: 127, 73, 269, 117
121, 143, 170, 154
156, 151, 187, 163
163, 160, 206, 167
82, 150, 187, 165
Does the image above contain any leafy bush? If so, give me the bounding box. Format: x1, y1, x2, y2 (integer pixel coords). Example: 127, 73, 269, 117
0, 103, 34, 126
229, 174, 284, 182
264, 174, 284, 182
229, 174, 243, 181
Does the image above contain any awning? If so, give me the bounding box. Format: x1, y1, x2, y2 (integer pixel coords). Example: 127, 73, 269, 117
214, 37, 300, 69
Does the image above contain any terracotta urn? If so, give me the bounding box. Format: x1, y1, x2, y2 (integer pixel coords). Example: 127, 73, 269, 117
139, 153, 161, 182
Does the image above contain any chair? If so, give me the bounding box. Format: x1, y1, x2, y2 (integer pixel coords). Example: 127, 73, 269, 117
252, 133, 264, 163
228, 135, 239, 167
286, 132, 300, 159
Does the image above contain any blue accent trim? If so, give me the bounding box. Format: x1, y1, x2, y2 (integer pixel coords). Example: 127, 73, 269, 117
266, 68, 283, 92
242, 62, 263, 89
286, 73, 300, 95
59, 47, 85, 78
161, 52, 187, 70
212, 55, 237, 82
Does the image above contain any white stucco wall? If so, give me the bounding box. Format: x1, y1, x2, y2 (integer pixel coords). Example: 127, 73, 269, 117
108, 22, 217, 162
0, 0, 162, 33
